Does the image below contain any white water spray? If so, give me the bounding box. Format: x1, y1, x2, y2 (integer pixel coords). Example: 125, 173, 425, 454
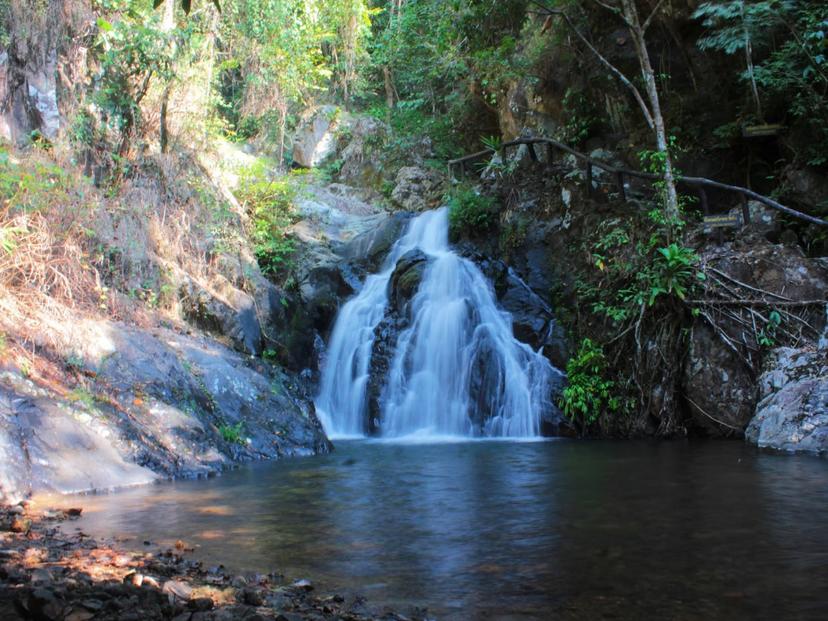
315, 207, 562, 439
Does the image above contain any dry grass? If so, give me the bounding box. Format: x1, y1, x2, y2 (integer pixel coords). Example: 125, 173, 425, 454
0, 138, 259, 366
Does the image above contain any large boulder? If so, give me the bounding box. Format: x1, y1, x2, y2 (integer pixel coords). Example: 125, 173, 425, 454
391, 166, 443, 212
336, 212, 410, 274
388, 249, 429, 314
745, 347, 828, 454
338, 116, 389, 188
683, 322, 758, 435
497, 269, 568, 369
179, 277, 262, 356
292, 105, 340, 168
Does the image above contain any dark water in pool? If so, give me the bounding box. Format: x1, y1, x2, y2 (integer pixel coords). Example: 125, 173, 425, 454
62, 440, 828, 620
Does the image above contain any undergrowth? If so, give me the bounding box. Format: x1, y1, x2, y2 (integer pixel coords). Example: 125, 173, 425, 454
236, 162, 300, 277
447, 184, 498, 238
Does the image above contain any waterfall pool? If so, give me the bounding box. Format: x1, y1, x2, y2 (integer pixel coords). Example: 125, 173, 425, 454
57, 440, 828, 620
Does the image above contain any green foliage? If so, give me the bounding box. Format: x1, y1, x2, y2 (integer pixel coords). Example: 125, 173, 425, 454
0, 224, 25, 255
94, 5, 177, 136
219, 421, 246, 444
237, 164, 297, 275
587, 219, 704, 323
758, 310, 782, 347
559, 88, 601, 145
499, 214, 529, 255
447, 185, 498, 236
481, 135, 502, 152
67, 387, 96, 408
560, 338, 619, 425
694, 1, 792, 55
64, 353, 85, 372
695, 1, 828, 165
217, 0, 376, 153
0, 153, 74, 213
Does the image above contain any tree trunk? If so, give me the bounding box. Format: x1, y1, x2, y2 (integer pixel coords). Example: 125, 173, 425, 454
620, 0, 679, 221
383, 66, 394, 125
159, 0, 175, 153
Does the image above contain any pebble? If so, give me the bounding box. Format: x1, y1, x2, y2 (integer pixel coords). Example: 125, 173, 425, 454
0, 503, 424, 621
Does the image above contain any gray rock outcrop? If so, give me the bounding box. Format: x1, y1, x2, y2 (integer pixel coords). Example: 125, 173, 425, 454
745, 346, 828, 454
292, 105, 340, 168
0, 319, 331, 505
391, 166, 442, 212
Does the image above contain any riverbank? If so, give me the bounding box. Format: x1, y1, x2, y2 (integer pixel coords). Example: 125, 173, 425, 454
0, 502, 429, 621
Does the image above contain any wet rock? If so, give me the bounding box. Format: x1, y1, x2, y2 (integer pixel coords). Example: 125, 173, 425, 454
337, 212, 411, 274
30, 568, 54, 585
391, 167, 443, 212
728, 200, 780, 239
292, 105, 340, 168
10, 517, 31, 533
389, 250, 429, 315
79, 599, 104, 612
64, 608, 95, 621
745, 347, 828, 454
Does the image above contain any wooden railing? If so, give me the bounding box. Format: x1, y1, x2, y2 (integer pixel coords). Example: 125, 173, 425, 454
447, 136, 828, 227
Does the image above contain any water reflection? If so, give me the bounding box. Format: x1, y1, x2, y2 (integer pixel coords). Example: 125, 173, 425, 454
60, 440, 828, 619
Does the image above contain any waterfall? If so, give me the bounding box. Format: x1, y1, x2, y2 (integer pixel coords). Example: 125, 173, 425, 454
315, 207, 563, 439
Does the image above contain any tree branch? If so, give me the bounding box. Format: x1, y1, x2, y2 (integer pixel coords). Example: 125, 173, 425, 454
529, 0, 655, 129
642, 0, 667, 33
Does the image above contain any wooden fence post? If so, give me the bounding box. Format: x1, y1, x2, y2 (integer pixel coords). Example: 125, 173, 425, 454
740, 193, 751, 225
586, 162, 593, 197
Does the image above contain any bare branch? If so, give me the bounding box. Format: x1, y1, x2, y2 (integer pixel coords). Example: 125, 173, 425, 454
642, 0, 667, 33
587, 0, 628, 24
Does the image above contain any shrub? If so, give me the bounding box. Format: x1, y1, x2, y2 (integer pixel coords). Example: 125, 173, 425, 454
447, 186, 498, 237
560, 338, 619, 425
219, 421, 246, 445
237, 165, 297, 276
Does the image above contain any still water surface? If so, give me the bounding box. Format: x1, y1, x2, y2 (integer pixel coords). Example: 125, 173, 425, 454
63, 440, 828, 620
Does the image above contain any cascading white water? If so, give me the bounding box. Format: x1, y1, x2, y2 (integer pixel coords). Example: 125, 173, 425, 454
315, 207, 563, 439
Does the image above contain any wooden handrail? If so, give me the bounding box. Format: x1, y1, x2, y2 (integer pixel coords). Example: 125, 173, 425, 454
448, 137, 828, 227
